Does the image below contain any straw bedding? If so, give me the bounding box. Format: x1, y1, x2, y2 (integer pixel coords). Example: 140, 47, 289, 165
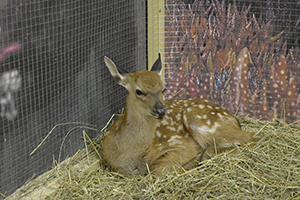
8, 116, 300, 200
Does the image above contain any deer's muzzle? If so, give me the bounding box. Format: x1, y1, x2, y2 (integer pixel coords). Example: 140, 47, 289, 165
152, 102, 166, 119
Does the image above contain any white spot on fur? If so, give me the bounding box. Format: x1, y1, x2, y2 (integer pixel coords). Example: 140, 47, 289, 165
195, 115, 202, 119
206, 119, 211, 125
168, 135, 183, 146
223, 112, 228, 116
203, 114, 207, 119
196, 125, 210, 135
177, 125, 183, 132
167, 126, 176, 131
207, 105, 213, 109
175, 113, 181, 121
161, 118, 168, 125
215, 107, 220, 109
156, 131, 161, 138
167, 109, 173, 114
193, 122, 220, 136
187, 107, 192, 112
173, 120, 178, 126
183, 114, 188, 125
211, 111, 215, 115
171, 135, 182, 139
184, 103, 188, 107
163, 135, 167, 138
198, 104, 204, 109
217, 113, 223, 118
169, 118, 174, 126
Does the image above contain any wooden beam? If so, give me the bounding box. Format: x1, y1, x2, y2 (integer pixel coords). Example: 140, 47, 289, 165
147, 0, 165, 80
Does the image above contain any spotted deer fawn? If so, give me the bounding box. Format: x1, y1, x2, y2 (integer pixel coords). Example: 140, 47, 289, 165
102, 54, 255, 175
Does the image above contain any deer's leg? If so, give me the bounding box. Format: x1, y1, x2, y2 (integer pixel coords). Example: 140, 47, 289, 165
183, 104, 255, 161
200, 139, 256, 161
182, 153, 202, 170
193, 127, 255, 161
197, 128, 256, 161
199, 146, 236, 161
146, 141, 199, 173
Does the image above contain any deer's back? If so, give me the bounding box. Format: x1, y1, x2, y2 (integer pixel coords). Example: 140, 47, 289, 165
155, 98, 242, 143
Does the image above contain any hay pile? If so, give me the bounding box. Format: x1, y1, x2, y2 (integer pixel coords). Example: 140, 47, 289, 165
9, 117, 300, 199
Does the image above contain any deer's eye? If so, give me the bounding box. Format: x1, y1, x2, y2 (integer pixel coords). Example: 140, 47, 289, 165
136, 89, 144, 96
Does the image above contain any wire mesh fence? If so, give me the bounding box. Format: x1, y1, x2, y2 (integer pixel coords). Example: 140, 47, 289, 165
163, 0, 300, 124
0, 0, 145, 197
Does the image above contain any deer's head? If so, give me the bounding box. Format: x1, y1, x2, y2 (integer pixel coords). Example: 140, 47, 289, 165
104, 54, 166, 119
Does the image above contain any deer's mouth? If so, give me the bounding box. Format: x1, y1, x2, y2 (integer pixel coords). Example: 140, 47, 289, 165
150, 107, 166, 119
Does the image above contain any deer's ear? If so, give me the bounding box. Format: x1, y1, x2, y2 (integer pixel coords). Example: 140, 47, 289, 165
151, 53, 162, 77
104, 56, 129, 87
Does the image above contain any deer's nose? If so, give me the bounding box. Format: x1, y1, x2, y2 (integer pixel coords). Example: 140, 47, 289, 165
153, 103, 166, 119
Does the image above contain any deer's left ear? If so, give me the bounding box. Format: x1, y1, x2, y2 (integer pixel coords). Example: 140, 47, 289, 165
151, 53, 162, 77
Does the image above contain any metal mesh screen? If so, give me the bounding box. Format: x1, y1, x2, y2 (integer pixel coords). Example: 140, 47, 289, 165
0, 0, 146, 197
163, 0, 300, 124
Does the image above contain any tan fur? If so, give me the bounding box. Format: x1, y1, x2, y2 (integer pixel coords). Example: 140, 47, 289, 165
102, 56, 255, 175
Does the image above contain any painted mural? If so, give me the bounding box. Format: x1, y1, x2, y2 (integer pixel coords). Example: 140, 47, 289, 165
164, 0, 300, 124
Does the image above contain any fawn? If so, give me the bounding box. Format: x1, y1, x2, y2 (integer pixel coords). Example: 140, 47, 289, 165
102, 54, 255, 175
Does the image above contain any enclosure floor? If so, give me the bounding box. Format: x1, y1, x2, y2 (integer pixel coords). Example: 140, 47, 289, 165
8, 150, 100, 200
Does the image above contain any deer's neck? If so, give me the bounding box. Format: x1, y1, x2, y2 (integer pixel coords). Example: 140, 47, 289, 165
115, 101, 157, 147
